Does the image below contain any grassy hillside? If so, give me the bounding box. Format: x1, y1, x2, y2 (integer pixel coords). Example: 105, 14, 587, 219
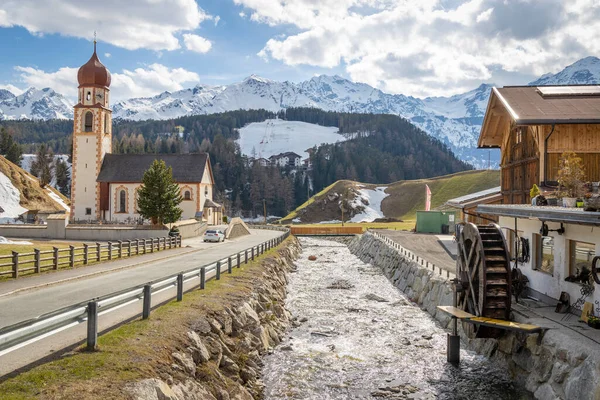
281, 170, 500, 224
0, 155, 70, 213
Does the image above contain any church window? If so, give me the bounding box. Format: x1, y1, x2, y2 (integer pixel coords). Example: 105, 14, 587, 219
86, 92, 91, 101
84, 111, 93, 132
85, 208, 92, 215
205, 186, 209, 197
184, 190, 191, 200
119, 190, 126, 213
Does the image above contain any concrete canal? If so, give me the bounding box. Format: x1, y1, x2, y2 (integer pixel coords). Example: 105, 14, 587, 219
262, 237, 531, 399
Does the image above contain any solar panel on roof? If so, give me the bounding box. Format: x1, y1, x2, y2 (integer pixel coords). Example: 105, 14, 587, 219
537, 86, 600, 97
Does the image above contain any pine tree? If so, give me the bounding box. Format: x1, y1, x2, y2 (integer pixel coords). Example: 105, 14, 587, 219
0, 127, 23, 165
55, 158, 70, 197
137, 160, 183, 225
31, 144, 54, 188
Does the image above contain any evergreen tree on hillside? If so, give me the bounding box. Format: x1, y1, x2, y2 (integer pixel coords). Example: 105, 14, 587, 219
137, 160, 183, 225
0, 127, 23, 165
55, 158, 70, 197
31, 144, 54, 188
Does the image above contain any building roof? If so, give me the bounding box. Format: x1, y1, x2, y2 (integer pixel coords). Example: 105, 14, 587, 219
446, 186, 502, 209
77, 43, 111, 88
203, 199, 221, 208
479, 85, 600, 148
476, 204, 600, 227
97, 153, 208, 183
269, 152, 301, 160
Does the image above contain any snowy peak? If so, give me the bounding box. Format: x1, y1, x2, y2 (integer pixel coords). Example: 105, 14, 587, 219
0, 87, 73, 120
0, 89, 15, 101
529, 56, 600, 86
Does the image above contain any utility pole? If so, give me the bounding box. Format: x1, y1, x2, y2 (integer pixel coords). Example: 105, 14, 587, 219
263, 199, 267, 225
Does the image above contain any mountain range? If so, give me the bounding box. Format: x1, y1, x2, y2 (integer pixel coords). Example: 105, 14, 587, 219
2, 56, 600, 167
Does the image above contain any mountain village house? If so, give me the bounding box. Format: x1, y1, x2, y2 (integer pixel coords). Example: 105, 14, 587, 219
475, 85, 600, 310
269, 152, 302, 168
70, 43, 221, 225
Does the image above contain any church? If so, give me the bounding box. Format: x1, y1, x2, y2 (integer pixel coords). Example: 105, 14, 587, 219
69, 43, 221, 225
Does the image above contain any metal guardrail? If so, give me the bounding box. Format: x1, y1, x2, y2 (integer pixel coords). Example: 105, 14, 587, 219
0, 236, 182, 279
0, 229, 290, 356
369, 230, 455, 280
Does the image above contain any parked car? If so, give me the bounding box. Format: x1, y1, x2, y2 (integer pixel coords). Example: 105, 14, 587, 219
203, 229, 225, 242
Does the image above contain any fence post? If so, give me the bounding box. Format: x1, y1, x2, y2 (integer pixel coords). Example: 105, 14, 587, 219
86, 301, 98, 351
142, 285, 152, 319
34, 248, 41, 273
168, 236, 173, 249
118, 241, 123, 258
107, 242, 113, 260
96, 243, 101, 262
251, 247, 255, 261
216, 261, 221, 280
245, 250, 248, 264
228, 257, 232, 274
150, 238, 154, 253
136, 239, 140, 255
127, 240, 131, 257
83, 244, 89, 265
178, 236, 182, 247
69, 245, 75, 268
12, 251, 18, 279
237, 253, 241, 268
53, 247, 59, 270
177, 273, 183, 301
200, 267, 206, 289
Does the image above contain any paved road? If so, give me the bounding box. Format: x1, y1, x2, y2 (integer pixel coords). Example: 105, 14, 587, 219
0, 229, 280, 328
377, 230, 456, 273
0, 229, 283, 377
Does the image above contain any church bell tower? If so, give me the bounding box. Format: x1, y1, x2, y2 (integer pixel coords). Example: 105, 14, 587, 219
70, 40, 112, 221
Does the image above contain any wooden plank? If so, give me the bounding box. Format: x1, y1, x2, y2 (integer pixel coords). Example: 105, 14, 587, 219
436, 306, 475, 319
466, 317, 543, 332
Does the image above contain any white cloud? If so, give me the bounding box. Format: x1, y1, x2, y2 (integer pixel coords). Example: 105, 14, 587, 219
238, 0, 600, 97
104, 53, 111, 58
12, 63, 200, 101
239, 11, 246, 18
182, 34, 212, 54
0, 0, 210, 51
214, 16, 221, 26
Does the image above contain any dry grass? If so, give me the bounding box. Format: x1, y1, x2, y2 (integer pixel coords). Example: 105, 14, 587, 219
0, 155, 70, 213
0, 239, 292, 399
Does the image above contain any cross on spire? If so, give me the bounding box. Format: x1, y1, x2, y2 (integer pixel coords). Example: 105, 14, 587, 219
93, 31, 97, 52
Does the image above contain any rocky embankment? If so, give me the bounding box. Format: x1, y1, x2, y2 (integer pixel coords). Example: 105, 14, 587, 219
126, 238, 300, 400
349, 232, 600, 400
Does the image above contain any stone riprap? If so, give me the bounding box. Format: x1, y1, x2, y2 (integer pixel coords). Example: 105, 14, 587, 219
348, 232, 600, 400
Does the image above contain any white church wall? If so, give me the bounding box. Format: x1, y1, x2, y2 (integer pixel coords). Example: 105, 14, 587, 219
109, 183, 140, 223
72, 134, 100, 221
179, 184, 199, 220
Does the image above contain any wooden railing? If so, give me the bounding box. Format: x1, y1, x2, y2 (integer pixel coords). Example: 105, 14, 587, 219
0, 236, 182, 279
290, 226, 364, 235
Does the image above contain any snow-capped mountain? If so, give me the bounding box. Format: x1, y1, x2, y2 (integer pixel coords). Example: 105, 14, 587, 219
0, 87, 73, 120
3, 56, 600, 167
529, 57, 600, 86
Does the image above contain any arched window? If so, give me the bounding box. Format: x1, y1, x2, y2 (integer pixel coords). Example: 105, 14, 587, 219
119, 190, 126, 213
104, 114, 109, 134
205, 186, 209, 197
84, 111, 93, 132
86, 91, 91, 101
184, 190, 191, 200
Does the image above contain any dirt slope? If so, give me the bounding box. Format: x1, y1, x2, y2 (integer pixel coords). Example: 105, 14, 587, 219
281, 170, 500, 224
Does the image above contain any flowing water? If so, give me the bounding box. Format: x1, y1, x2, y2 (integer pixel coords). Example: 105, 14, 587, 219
262, 237, 532, 399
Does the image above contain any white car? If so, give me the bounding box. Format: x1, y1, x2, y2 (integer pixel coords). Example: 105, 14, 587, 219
203, 229, 225, 242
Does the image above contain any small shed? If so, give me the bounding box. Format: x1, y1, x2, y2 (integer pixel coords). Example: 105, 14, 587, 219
416, 211, 458, 234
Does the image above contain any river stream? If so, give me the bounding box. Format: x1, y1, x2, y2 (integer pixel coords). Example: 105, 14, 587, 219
262, 237, 531, 399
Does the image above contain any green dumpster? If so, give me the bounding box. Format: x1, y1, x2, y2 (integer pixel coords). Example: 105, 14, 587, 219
416, 211, 457, 234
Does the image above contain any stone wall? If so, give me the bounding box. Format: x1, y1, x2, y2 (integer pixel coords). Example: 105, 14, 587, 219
125, 237, 301, 400
349, 232, 600, 400
225, 218, 251, 240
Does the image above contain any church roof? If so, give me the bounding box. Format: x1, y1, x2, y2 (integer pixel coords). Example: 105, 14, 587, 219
97, 153, 209, 183
78, 42, 111, 88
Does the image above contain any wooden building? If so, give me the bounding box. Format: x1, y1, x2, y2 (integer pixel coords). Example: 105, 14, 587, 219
479, 85, 600, 204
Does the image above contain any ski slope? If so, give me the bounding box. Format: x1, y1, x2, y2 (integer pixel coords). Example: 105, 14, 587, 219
350, 186, 389, 223
237, 119, 345, 159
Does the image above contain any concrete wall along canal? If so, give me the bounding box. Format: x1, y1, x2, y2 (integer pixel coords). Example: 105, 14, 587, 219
349, 232, 600, 400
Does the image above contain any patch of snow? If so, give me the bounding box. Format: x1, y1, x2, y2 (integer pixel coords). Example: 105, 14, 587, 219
237, 119, 345, 159
350, 186, 389, 223
20, 154, 71, 188
46, 188, 70, 212
0, 171, 27, 223
319, 220, 342, 224
0, 236, 32, 245
242, 215, 281, 223
292, 218, 301, 223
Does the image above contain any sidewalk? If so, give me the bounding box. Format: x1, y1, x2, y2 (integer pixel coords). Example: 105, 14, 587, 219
0, 246, 198, 298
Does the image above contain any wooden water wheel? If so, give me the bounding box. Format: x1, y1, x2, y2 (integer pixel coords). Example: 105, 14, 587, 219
456, 223, 512, 338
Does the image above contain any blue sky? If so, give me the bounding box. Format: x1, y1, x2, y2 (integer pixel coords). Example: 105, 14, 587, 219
0, 1, 597, 100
